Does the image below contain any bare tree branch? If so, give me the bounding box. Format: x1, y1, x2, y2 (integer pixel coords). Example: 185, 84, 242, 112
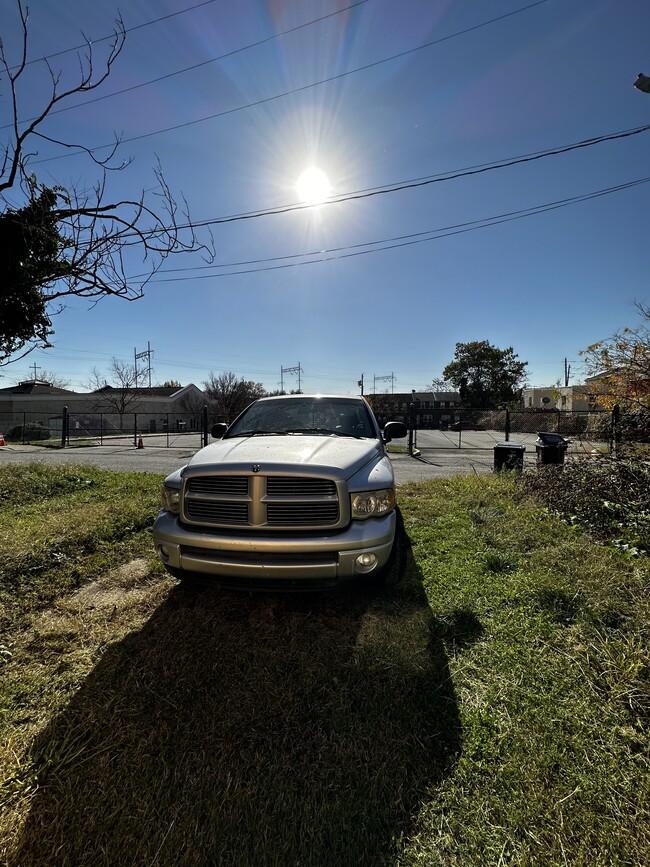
0, 0, 215, 365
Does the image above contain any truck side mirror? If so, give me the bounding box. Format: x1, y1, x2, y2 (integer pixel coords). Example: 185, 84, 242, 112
383, 421, 407, 442
211, 422, 228, 439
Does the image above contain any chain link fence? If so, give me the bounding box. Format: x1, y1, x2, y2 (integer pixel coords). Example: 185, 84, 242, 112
1, 404, 645, 454
0, 407, 220, 449
406, 406, 641, 452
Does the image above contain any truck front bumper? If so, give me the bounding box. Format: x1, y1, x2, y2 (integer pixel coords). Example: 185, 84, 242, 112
153, 510, 396, 588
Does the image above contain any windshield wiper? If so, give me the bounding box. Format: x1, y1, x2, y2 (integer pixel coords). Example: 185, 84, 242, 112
286, 427, 361, 438
230, 430, 289, 437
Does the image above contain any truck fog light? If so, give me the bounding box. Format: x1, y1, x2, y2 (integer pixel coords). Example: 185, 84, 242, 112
355, 552, 377, 573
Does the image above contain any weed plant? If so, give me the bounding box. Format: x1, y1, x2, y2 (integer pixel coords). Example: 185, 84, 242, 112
520, 452, 650, 556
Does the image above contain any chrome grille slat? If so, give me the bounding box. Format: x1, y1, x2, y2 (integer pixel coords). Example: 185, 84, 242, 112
187, 476, 249, 496
183, 473, 340, 529
267, 503, 339, 526
266, 477, 337, 497
186, 501, 249, 524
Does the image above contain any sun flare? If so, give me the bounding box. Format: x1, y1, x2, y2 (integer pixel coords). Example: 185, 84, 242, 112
296, 167, 331, 205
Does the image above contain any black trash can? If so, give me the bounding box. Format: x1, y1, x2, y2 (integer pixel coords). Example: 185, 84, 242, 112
494, 441, 526, 471
536, 431, 569, 466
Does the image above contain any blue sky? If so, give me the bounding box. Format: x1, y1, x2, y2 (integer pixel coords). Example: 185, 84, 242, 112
2, 0, 649, 394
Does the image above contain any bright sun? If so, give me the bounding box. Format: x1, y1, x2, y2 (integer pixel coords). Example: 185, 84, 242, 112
296, 167, 331, 205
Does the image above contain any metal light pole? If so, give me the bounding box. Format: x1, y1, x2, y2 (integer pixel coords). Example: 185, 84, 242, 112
633, 73, 650, 94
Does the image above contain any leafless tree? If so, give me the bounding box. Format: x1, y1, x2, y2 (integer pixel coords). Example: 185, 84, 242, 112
430, 377, 455, 393
1, 0, 213, 364
204, 372, 267, 422
38, 369, 71, 389
87, 359, 147, 427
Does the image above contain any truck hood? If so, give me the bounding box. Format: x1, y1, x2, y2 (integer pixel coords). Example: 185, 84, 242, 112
184, 435, 382, 480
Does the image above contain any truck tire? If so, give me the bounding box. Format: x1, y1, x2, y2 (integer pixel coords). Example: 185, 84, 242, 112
377, 508, 405, 589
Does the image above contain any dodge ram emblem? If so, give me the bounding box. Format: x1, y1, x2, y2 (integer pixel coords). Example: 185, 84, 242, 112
252, 464, 261, 472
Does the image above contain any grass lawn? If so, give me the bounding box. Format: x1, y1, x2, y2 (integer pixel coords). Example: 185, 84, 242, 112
0, 463, 648, 865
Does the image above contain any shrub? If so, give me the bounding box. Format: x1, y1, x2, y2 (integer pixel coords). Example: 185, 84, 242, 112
7, 422, 51, 442
520, 454, 650, 555
620, 409, 650, 443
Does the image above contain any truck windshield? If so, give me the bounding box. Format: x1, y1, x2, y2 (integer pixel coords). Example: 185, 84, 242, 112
227, 398, 375, 439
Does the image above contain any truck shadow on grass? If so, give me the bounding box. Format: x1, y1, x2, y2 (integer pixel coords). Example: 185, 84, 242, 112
12, 545, 482, 866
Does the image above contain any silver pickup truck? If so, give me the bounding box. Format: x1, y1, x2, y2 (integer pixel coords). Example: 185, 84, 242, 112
153, 394, 407, 591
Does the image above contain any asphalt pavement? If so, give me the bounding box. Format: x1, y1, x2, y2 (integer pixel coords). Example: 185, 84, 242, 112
0, 440, 536, 482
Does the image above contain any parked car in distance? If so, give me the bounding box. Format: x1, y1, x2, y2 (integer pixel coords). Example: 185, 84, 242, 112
449, 420, 485, 431
153, 394, 408, 591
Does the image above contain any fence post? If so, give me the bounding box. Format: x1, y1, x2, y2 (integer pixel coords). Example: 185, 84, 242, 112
408, 402, 415, 455
61, 406, 68, 448
202, 405, 208, 448
134, 414, 138, 448
505, 408, 511, 442
611, 403, 621, 455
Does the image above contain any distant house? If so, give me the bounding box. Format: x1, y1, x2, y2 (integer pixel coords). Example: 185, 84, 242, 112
0, 380, 79, 436
521, 385, 607, 412
367, 391, 461, 428
0, 380, 207, 438
85, 383, 207, 432
583, 370, 650, 409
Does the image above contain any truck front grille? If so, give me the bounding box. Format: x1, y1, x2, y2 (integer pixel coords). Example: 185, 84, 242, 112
183, 474, 341, 530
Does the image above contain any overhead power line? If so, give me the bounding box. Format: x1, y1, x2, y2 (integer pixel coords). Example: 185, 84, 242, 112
119, 122, 650, 238
135, 175, 650, 283
5, 0, 372, 127
10, 0, 221, 69
30, 0, 549, 162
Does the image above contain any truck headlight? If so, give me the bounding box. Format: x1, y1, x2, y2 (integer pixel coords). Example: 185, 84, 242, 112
160, 486, 181, 514
351, 488, 395, 519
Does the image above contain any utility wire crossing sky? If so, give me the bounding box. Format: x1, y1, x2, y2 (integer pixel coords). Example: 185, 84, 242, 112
2, 0, 649, 395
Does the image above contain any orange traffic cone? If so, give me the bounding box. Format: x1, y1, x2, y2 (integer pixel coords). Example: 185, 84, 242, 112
0, 432, 5, 447
137, 434, 144, 449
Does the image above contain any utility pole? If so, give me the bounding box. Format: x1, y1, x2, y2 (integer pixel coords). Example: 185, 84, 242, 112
564, 358, 571, 387
281, 363, 303, 393
30, 362, 42, 381
134, 342, 154, 388
358, 373, 364, 395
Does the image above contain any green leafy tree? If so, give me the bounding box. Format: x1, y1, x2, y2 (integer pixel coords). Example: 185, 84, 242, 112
204, 372, 267, 422
0, 1, 212, 365
0, 184, 71, 360
443, 340, 528, 408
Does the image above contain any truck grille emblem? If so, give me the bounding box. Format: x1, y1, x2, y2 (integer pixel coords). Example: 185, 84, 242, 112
252, 464, 261, 472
